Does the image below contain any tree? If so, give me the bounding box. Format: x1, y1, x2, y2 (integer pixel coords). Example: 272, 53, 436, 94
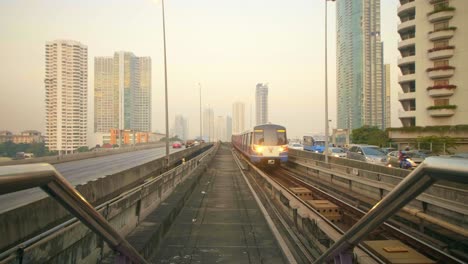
76, 146, 89, 153
351, 126, 389, 147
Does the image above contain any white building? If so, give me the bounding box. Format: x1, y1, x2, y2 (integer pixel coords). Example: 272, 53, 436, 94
232, 101, 245, 134
94, 52, 151, 133
45, 40, 88, 154
203, 108, 214, 142
255, 83, 268, 125
173, 115, 188, 140
397, 0, 468, 127
226, 115, 232, 142
214, 116, 226, 142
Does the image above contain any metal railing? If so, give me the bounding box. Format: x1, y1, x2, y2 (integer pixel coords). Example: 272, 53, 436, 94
313, 156, 468, 263
0, 163, 148, 264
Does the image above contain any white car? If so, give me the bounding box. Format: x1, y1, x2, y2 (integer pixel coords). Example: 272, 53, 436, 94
326, 147, 347, 158
288, 143, 304, 150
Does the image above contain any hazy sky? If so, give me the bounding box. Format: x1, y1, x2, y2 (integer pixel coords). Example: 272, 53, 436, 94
0, 0, 401, 140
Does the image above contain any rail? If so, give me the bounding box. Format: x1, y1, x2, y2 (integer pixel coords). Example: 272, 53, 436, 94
0, 163, 148, 264
313, 156, 468, 263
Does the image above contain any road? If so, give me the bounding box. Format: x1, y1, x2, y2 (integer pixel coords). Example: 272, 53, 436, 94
0, 146, 185, 213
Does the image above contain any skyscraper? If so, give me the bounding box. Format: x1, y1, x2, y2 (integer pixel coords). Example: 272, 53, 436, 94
397, 0, 468, 127
232, 101, 245, 134
255, 83, 268, 125
94, 52, 151, 133
203, 108, 214, 141
384, 64, 391, 129
336, 0, 385, 130
226, 115, 232, 142
45, 40, 88, 154
174, 115, 188, 140
214, 116, 226, 142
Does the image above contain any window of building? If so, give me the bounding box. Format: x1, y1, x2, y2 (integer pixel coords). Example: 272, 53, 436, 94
434, 21, 449, 31
434, 60, 449, 67
434, 40, 449, 48
434, 79, 449, 86
434, 98, 449, 106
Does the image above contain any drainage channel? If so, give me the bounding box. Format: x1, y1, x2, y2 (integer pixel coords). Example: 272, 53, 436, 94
148, 143, 291, 263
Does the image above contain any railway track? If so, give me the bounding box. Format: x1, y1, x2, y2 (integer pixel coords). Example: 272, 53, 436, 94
259, 165, 466, 264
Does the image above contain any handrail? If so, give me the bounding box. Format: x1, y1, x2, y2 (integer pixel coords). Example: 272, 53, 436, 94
313, 156, 468, 263
0, 163, 148, 264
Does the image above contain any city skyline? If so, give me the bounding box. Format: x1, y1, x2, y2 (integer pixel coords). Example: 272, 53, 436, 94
1, 0, 406, 139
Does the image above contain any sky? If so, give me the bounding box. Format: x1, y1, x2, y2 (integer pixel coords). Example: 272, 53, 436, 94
0, 0, 401, 140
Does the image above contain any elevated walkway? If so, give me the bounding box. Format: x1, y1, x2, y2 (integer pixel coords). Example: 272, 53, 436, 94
138, 144, 286, 263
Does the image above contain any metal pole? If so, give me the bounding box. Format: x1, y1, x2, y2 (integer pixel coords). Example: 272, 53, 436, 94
324, 0, 329, 163
162, 0, 170, 167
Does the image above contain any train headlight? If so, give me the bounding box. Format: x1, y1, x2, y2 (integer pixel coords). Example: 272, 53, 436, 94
279, 145, 288, 152
253, 145, 263, 153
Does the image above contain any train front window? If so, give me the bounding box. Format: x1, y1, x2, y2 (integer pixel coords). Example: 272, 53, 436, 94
254, 127, 286, 145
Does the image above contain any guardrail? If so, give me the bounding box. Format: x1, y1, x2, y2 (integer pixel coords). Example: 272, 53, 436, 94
313, 156, 468, 263
0, 164, 148, 264
0, 143, 217, 263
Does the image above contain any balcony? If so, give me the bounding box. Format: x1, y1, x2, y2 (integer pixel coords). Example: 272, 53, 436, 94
428, 28, 456, 41
398, 55, 415, 67
399, 109, 416, 119
428, 49, 454, 60
398, 38, 416, 50
428, 89, 455, 97
398, 92, 416, 101
427, 85, 456, 97
398, 0, 415, 16
398, 19, 416, 33
428, 10, 455, 23
427, 67, 455, 79
428, 107, 456, 117
399, 73, 416, 83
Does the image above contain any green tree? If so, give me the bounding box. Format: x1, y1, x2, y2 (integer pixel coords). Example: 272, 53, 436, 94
351, 126, 389, 147
76, 146, 89, 152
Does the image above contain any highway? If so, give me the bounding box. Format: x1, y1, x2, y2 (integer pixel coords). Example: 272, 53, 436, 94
0, 146, 185, 213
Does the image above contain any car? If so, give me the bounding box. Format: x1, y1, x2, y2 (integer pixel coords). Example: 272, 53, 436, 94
288, 142, 304, 150
172, 141, 182, 148
325, 147, 347, 158
451, 152, 468, 159
386, 151, 425, 169
380, 147, 396, 155
347, 145, 387, 165
185, 140, 195, 148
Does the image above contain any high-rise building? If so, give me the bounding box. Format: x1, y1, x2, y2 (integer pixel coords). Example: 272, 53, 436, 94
203, 108, 214, 141
94, 52, 151, 133
174, 115, 188, 140
214, 116, 226, 142
336, 0, 385, 130
397, 0, 468, 127
255, 83, 268, 125
226, 115, 232, 142
232, 101, 245, 134
45, 40, 88, 154
384, 64, 391, 129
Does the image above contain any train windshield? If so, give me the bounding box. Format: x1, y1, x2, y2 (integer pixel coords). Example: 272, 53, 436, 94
254, 128, 287, 146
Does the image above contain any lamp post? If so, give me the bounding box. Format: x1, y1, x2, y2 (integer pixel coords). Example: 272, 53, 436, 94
324, 0, 335, 163
161, 0, 170, 167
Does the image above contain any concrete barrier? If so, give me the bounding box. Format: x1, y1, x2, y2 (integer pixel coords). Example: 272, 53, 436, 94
0, 144, 211, 253
0, 142, 167, 166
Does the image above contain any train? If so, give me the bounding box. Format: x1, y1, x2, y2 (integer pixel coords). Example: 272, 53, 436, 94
232, 123, 288, 165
